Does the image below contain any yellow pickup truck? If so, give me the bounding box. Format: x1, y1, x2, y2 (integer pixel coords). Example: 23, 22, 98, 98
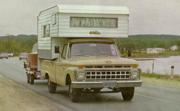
40, 38, 142, 102
37, 5, 142, 102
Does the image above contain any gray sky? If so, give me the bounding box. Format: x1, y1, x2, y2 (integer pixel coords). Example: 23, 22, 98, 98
0, 0, 180, 36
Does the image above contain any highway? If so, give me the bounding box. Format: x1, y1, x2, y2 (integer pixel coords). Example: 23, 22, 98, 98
0, 57, 180, 111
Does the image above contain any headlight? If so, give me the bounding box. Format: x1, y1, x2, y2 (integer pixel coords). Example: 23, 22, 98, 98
76, 70, 85, 81
131, 69, 139, 80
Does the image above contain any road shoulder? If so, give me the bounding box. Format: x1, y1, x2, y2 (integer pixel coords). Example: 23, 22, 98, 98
0, 74, 59, 111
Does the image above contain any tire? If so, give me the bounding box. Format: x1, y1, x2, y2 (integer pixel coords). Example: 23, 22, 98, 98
30, 74, 35, 85
93, 88, 101, 93
27, 73, 30, 83
69, 85, 80, 102
48, 79, 57, 93
121, 87, 134, 101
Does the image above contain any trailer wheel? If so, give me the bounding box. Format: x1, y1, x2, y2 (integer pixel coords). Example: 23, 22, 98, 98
69, 85, 80, 102
30, 74, 35, 84
121, 87, 134, 101
27, 73, 30, 83
48, 79, 57, 93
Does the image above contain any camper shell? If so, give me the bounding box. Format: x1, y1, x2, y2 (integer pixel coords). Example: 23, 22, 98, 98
38, 5, 129, 59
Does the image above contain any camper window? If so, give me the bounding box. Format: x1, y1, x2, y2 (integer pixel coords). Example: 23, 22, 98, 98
70, 17, 118, 28
43, 24, 50, 37
54, 46, 60, 53
52, 14, 57, 25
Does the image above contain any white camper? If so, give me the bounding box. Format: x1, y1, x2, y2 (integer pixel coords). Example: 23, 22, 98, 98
38, 5, 130, 59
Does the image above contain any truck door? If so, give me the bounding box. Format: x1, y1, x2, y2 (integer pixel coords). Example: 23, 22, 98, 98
55, 44, 68, 85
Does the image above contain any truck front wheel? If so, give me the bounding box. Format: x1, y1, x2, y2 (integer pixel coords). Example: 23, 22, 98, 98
48, 79, 57, 93
121, 87, 134, 101
69, 85, 81, 102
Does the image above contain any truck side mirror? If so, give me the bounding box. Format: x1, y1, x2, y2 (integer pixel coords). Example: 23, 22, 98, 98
55, 46, 60, 53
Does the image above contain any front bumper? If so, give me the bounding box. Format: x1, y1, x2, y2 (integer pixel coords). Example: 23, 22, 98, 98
71, 80, 142, 88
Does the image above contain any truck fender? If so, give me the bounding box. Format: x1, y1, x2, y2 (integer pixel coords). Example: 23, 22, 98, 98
64, 67, 78, 85
41, 70, 50, 79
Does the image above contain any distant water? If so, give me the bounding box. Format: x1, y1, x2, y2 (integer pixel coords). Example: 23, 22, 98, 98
138, 56, 180, 75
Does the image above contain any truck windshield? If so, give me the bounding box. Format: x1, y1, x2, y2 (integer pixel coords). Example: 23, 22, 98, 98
70, 43, 118, 58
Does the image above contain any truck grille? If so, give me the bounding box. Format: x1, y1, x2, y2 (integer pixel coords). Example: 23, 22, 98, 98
85, 65, 131, 69
85, 70, 131, 80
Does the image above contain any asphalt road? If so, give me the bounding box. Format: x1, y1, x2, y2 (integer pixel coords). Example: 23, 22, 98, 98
0, 57, 180, 111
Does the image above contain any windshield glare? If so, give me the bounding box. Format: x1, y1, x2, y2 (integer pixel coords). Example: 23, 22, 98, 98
70, 43, 118, 58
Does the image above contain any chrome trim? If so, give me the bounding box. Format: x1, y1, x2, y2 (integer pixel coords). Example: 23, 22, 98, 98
71, 80, 142, 88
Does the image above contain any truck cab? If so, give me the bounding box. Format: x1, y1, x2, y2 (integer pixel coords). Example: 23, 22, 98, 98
40, 38, 142, 102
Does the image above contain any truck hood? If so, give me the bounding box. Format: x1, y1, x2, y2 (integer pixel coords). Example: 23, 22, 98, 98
64, 57, 138, 66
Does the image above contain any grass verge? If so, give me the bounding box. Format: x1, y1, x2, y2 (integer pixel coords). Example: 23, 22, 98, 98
142, 73, 180, 81
141, 73, 180, 88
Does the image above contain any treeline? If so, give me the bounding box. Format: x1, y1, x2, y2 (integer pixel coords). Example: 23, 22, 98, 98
118, 35, 180, 51
0, 34, 180, 55
0, 35, 37, 55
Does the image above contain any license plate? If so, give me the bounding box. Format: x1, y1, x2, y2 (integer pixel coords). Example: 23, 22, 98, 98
103, 81, 116, 88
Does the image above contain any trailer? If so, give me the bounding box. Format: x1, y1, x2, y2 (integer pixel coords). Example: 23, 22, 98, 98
24, 43, 44, 84
24, 53, 41, 84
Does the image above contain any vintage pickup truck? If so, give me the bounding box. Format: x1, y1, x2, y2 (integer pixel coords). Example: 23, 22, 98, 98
37, 4, 142, 102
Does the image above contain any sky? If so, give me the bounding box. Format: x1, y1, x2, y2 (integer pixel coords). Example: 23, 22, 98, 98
0, 0, 180, 36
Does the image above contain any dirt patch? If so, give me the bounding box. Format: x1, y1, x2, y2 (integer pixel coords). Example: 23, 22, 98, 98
0, 74, 59, 111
